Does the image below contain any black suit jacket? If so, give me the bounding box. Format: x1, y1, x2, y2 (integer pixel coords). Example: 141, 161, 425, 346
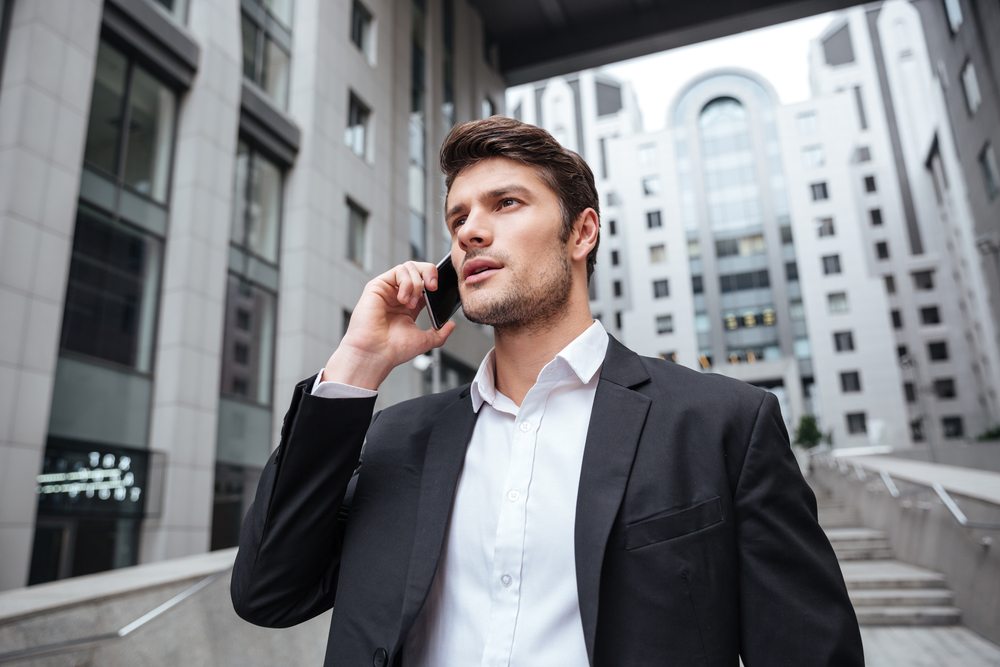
232, 337, 864, 666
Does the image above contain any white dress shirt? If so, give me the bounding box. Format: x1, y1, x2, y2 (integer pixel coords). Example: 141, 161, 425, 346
313, 321, 608, 666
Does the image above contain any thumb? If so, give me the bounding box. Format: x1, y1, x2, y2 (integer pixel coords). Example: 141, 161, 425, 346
426, 320, 457, 349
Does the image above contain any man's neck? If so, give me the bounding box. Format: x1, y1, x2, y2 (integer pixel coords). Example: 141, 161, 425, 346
491, 306, 596, 407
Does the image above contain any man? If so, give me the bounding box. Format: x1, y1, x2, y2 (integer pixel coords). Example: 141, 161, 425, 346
232, 117, 864, 666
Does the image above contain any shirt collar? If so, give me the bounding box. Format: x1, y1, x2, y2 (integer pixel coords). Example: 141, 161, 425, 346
469, 320, 609, 412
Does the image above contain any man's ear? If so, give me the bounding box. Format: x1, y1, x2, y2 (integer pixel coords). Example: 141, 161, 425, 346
569, 208, 599, 263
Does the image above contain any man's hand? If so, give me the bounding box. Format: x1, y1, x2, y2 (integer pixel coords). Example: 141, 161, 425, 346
321, 261, 457, 390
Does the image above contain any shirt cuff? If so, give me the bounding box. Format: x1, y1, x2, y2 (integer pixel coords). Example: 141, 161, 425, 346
311, 368, 379, 399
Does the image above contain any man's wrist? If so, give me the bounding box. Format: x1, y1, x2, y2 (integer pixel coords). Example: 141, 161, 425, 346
323, 346, 392, 391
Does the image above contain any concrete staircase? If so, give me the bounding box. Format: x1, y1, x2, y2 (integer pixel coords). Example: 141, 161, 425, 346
818, 494, 962, 627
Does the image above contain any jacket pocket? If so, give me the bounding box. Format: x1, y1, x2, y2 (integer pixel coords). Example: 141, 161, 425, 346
624, 496, 724, 550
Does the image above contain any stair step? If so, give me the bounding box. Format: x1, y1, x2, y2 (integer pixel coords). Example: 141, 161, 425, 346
841, 560, 949, 590
855, 606, 962, 626
826, 528, 887, 541
835, 547, 896, 560
849, 588, 954, 607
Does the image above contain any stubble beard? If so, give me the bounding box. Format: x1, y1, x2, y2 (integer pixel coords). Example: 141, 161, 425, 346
461, 248, 573, 335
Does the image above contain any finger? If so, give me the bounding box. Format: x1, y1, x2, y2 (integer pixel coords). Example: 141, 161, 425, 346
393, 264, 417, 306
426, 320, 457, 348
418, 261, 439, 292
403, 262, 425, 308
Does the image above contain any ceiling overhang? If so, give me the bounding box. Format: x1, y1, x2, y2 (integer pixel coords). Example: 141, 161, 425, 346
470, 0, 865, 85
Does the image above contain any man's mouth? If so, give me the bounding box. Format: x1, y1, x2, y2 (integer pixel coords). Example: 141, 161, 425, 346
462, 257, 503, 285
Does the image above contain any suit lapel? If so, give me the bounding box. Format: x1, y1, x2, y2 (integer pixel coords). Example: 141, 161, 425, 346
575, 337, 651, 664
396, 390, 479, 646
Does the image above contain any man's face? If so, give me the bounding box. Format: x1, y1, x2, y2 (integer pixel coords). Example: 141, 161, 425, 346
445, 158, 574, 331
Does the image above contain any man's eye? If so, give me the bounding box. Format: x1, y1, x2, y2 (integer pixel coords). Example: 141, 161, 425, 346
500, 198, 517, 208
451, 217, 466, 230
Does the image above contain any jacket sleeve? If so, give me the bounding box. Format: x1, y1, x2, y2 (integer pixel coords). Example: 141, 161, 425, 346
230, 375, 378, 628
735, 392, 865, 666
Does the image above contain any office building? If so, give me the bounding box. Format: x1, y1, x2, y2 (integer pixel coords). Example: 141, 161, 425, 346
0, 0, 502, 590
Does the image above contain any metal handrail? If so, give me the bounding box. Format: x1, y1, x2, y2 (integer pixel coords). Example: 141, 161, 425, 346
825, 455, 1000, 533
0, 571, 223, 664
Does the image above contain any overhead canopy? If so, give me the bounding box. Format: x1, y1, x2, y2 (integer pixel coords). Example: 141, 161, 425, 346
472, 0, 863, 85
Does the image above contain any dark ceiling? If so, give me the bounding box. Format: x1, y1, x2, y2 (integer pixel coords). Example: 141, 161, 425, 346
469, 0, 866, 85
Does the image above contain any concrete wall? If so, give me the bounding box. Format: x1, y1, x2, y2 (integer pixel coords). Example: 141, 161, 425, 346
811, 457, 1000, 645
0, 551, 330, 666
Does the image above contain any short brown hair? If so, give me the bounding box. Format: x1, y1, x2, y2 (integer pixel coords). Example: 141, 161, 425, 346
440, 116, 600, 281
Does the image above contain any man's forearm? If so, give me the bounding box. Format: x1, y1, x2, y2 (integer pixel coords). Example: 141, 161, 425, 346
231, 378, 376, 628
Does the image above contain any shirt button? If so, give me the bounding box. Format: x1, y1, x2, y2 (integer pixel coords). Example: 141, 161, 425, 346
507, 489, 520, 502
501, 574, 512, 587
518, 421, 532, 432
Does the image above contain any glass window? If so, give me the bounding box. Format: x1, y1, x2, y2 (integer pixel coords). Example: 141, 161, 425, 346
613, 280, 623, 297
822, 254, 842, 275
785, 262, 798, 282
817, 217, 835, 237
653, 279, 669, 298
241, 2, 292, 109
891, 309, 903, 329
638, 143, 656, 167
220, 275, 276, 405
884, 274, 896, 294
920, 306, 941, 325
347, 198, 368, 267
834, 331, 855, 352
928, 340, 949, 361
610, 249, 619, 266
855, 146, 872, 162
608, 219, 617, 236
912, 270, 935, 290
810, 182, 829, 201
904, 382, 916, 402
691, 275, 704, 294
655, 314, 674, 334
796, 111, 818, 135
346, 91, 371, 159
943, 0, 963, 33
979, 143, 999, 200
942, 416, 964, 438
801, 145, 825, 168
122, 67, 176, 202
646, 211, 662, 229
934, 378, 956, 399
642, 176, 661, 196
869, 208, 883, 226
960, 60, 981, 114
84, 41, 177, 204
60, 206, 162, 373
614, 311, 623, 330
232, 142, 283, 264
351, 0, 374, 61
828, 291, 849, 313
846, 412, 867, 434
794, 338, 811, 359
84, 42, 128, 176
876, 241, 890, 259
840, 371, 862, 393
863, 175, 877, 193
151, 0, 189, 23
649, 244, 666, 264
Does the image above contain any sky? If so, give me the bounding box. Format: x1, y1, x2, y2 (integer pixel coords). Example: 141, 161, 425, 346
603, 11, 839, 132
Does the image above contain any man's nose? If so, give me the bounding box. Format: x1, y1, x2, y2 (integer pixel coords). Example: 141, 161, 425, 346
457, 210, 492, 249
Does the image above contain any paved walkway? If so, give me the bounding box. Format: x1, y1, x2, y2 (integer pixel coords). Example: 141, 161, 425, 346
861, 627, 1000, 666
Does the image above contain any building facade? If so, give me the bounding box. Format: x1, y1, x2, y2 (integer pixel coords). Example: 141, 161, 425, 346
802, 1, 1000, 448
0, 0, 502, 591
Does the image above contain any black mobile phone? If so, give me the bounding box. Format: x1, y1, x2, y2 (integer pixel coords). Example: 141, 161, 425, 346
424, 254, 461, 329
